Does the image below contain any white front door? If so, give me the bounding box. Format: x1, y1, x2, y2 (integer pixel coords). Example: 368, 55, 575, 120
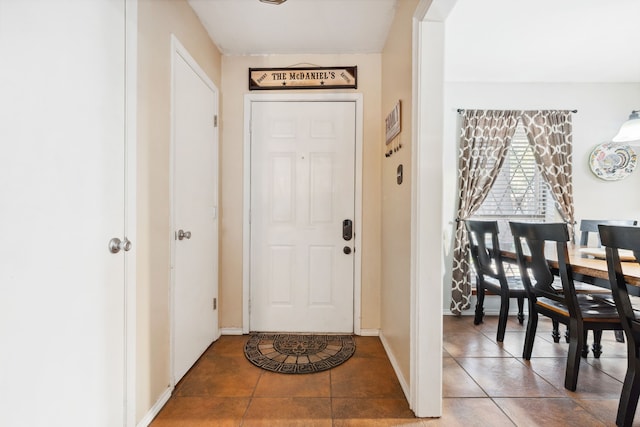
0, 1, 128, 426
171, 39, 220, 383
250, 101, 356, 333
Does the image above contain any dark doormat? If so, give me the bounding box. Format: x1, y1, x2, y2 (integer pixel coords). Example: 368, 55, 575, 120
244, 333, 356, 374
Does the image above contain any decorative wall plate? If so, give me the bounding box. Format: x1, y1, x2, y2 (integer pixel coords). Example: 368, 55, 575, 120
589, 142, 637, 181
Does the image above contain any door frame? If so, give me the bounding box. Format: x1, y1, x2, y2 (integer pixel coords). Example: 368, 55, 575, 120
242, 93, 364, 334
410, 0, 456, 418
169, 34, 220, 386
125, 1, 138, 425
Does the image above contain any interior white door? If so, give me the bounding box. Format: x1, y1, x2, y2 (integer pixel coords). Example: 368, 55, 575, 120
172, 44, 219, 383
0, 1, 127, 426
250, 101, 356, 333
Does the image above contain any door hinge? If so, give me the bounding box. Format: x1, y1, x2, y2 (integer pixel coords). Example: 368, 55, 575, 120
213, 115, 218, 127
213, 297, 217, 310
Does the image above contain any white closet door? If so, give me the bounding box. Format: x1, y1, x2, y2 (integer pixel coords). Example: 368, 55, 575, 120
0, 1, 127, 425
171, 44, 220, 384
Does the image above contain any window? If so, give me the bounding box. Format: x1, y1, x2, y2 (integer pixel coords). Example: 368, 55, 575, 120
472, 120, 557, 246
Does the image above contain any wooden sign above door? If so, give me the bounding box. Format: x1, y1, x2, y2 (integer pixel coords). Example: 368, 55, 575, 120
249, 66, 357, 90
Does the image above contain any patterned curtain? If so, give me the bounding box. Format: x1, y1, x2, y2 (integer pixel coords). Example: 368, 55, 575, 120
520, 110, 576, 239
450, 110, 520, 315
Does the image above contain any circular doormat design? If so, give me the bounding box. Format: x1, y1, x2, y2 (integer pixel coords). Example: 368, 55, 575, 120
244, 333, 356, 374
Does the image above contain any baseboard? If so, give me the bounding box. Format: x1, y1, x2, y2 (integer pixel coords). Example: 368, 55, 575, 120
221, 327, 244, 335
136, 386, 173, 427
378, 331, 410, 401
442, 309, 520, 316
221, 327, 373, 336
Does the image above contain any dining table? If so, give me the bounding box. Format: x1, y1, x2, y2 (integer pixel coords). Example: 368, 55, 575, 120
499, 243, 640, 288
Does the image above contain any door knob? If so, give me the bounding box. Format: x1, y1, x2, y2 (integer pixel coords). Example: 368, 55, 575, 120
177, 229, 192, 240
109, 237, 132, 254
343, 246, 352, 255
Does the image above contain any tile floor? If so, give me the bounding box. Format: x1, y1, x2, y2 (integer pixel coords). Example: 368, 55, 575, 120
150, 315, 638, 426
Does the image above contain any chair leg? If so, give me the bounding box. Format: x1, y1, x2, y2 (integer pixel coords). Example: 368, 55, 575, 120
616, 330, 626, 343
523, 311, 538, 360
591, 330, 603, 359
474, 282, 485, 326
551, 320, 561, 343
581, 330, 590, 358
565, 319, 584, 391
496, 293, 510, 342
617, 352, 640, 427
516, 297, 525, 325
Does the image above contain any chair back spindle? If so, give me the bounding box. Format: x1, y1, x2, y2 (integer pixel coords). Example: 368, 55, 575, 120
510, 222, 572, 303
466, 220, 504, 282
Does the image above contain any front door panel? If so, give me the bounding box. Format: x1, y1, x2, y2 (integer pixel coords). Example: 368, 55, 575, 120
250, 101, 356, 333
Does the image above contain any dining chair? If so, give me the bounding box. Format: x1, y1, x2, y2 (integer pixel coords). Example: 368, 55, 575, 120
599, 224, 640, 427
466, 220, 526, 342
580, 219, 637, 247
580, 220, 638, 343
509, 221, 622, 391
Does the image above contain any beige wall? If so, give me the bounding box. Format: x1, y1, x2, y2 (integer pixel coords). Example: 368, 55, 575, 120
136, 0, 221, 422
380, 0, 419, 387
219, 54, 382, 331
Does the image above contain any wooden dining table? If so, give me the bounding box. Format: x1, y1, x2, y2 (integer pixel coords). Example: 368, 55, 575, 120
500, 244, 640, 288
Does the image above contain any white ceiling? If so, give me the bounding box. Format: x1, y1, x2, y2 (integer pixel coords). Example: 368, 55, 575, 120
188, 0, 640, 83
445, 0, 640, 83
188, 0, 397, 55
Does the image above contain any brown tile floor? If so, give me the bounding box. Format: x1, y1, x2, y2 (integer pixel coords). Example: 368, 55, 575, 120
151, 316, 639, 426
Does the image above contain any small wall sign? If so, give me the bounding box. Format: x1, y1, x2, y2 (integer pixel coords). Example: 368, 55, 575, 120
385, 100, 401, 145
249, 66, 357, 90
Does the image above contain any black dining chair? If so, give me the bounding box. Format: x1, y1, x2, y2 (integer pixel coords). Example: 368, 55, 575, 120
580, 219, 637, 247
580, 220, 638, 343
466, 220, 526, 342
599, 224, 640, 427
509, 221, 622, 391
